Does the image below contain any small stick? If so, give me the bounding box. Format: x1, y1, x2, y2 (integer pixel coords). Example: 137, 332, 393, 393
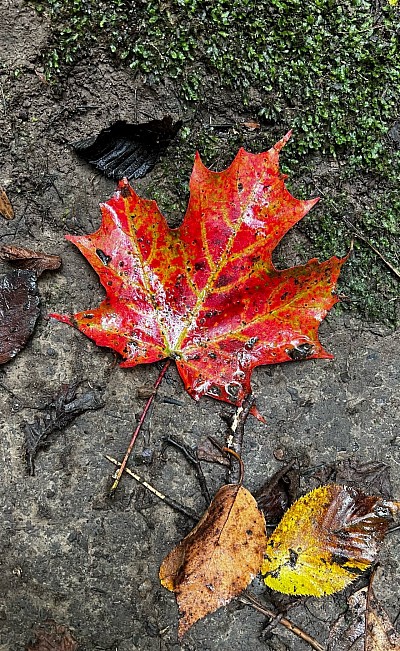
109, 360, 171, 494
342, 215, 400, 280
239, 591, 325, 651
105, 455, 199, 521
163, 435, 211, 504
226, 393, 255, 484
222, 447, 244, 485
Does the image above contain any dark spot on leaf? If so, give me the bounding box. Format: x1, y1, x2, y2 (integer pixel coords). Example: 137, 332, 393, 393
244, 336, 258, 350
289, 549, 298, 568
96, 249, 112, 265
331, 553, 350, 567
286, 343, 314, 361
226, 383, 240, 399
208, 384, 221, 396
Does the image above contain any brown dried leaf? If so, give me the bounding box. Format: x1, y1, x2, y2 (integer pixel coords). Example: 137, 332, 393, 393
0, 187, 14, 220
241, 121, 261, 131
160, 483, 267, 637
366, 589, 400, 650
196, 437, 230, 466
307, 459, 393, 498
328, 586, 400, 651
0, 245, 61, 277
254, 462, 299, 524
0, 270, 40, 365
26, 620, 78, 651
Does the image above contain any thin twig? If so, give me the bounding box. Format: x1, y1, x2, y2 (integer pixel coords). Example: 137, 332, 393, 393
222, 447, 244, 485
226, 393, 255, 484
239, 591, 325, 651
163, 434, 211, 504
105, 455, 199, 521
342, 215, 400, 280
109, 360, 171, 494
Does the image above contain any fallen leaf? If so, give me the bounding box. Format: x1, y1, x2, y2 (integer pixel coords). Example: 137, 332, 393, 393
73, 116, 182, 180
309, 459, 393, 498
366, 588, 400, 650
0, 244, 61, 276
26, 620, 78, 651
0, 186, 14, 220
52, 133, 345, 406
262, 484, 399, 596
241, 120, 261, 131
254, 462, 299, 525
23, 381, 104, 475
0, 270, 40, 365
197, 437, 230, 466
328, 586, 400, 651
160, 483, 267, 637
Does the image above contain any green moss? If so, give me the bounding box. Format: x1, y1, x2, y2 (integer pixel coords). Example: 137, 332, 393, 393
30, 0, 400, 324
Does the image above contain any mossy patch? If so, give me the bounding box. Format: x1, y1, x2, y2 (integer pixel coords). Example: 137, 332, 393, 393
30, 0, 400, 324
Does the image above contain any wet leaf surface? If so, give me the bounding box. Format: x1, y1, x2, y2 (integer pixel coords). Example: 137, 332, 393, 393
0, 244, 61, 276
26, 620, 79, 651
0, 186, 14, 220
52, 134, 345, 405
73, 116, 182, 180
262, 484, 398, 596
0, 269, 40, 365
23, 381, 104, 475
160, 483, 267, 637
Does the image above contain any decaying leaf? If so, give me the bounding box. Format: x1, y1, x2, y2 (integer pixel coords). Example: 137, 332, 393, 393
160, 483, 267, 637
0, 246, 61, 365
254, 462, 299, 525
262, 484, 399, 596
328, 585, 400, 651
23, 381, 104, 475
73, 116, 182, 180
26, 620, 78, 651
196, 437, 230, 466
0, 186, 14, 220
366, 588, 400, 650
0, 270, 40, 365
52, 133, 345, 406
0, 244, 61, 276
310, 459, 393, 499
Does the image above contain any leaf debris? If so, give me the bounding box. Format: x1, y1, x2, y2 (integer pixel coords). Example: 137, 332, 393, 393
23, 381, 104, 475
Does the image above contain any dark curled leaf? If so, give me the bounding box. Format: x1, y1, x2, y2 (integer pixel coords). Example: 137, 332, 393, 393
0, 270, 40, 365
308, 459, 393, 499
73, 116, 182, 180
26, 620, 79, 651
0, 244, 61, 277
23, 381, 104, 475
254, 461, 299, 525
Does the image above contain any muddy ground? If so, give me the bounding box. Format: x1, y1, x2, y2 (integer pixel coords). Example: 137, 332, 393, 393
0, 3, 399, 650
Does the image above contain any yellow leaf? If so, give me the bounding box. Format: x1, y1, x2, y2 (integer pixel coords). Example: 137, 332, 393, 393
262, 484, 398, 597
160, 483, 267, 637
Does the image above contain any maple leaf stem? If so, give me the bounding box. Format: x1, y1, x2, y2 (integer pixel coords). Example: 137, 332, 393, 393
109, 359, 171, 494
239, 591, 325, 651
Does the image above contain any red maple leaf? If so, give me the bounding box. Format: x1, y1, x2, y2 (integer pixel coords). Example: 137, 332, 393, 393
52, 133, 345, 405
